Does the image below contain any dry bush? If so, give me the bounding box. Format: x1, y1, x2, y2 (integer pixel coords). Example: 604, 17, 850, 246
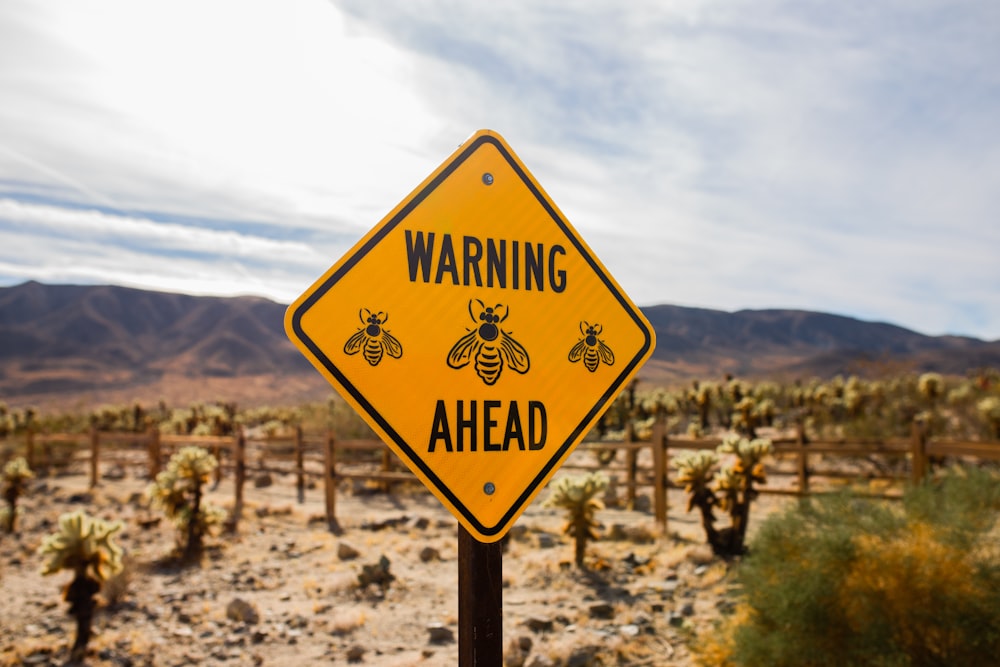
693, 466, 1000, 666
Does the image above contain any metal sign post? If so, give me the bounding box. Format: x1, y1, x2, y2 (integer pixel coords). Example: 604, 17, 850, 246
458, 527, 503, 666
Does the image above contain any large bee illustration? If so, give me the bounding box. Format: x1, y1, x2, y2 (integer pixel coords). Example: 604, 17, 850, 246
568, 321, 615, 372
447, 299, 530, 386
343, 308, 403, 367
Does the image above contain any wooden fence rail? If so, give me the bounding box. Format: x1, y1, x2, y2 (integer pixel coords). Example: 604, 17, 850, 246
0, 427, 406, 532
2, 420, 998, 534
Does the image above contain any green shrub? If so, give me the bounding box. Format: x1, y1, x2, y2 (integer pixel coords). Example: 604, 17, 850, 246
697, 466, 1000, 666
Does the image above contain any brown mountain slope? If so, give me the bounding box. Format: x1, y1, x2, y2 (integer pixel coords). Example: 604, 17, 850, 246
641, 305, 1000, 382
0, 281, 318, 406
1, 281, 998, 408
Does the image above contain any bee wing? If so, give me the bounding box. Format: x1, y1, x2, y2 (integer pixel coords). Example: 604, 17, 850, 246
598, 341, 615, 366
344, 330, 366, 355
447, 330, 480, 369
381, 331, 403, 359
568, 339, 587, 363
499, 333, 530, 374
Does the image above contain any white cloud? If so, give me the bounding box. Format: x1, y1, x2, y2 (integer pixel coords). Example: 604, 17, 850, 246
0, 0, 998, 339
0, 198, 325, 264
0, 0, 448, 224
0, 226, 315, 303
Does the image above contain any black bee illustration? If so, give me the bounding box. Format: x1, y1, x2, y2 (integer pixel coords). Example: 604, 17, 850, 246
344, 308, 403, 366
447, 299, 530, 386
568, 321, 615, 372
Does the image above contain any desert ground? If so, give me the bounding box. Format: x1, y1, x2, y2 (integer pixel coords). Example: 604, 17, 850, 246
0, 456, 794, 667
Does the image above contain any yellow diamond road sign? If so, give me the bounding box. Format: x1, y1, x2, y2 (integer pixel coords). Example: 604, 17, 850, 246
286, 130, 655, 542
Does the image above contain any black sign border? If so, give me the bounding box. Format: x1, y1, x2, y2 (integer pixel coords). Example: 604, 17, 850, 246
289, 133, 653, 538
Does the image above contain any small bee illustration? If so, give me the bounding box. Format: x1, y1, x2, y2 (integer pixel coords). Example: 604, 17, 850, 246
447, 299, 530, 386
569, 321, 615, 372
344, 308, 403, 366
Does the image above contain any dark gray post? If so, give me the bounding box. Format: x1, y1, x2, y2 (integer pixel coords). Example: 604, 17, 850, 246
458, 525, 503, 666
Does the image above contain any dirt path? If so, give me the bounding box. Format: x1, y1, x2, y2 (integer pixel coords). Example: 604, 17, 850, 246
0, 461, 793, 666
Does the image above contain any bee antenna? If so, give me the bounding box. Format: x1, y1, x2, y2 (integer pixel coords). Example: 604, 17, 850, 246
580, 321, 589, 334
379, 312, 388, 324
496, 303, 508, 322
469, 299, 484, 321
359, 308, 369, 322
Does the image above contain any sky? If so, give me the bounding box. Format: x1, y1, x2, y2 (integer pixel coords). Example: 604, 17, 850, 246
1, 1, 998, 340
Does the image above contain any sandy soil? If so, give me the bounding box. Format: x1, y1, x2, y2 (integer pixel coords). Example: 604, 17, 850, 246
0, 456, 794, 667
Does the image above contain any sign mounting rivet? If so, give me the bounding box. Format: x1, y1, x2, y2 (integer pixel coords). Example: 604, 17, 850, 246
482, 172, 494, 185
483, 482, 496, 496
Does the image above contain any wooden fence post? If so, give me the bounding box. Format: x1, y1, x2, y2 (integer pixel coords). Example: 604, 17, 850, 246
323, 432, 339, 532
651, 417, 668, 533
911, 419, 928, 485
211, 443, 223, 489
42, 439, 51, 477
380, 445, 392, 493
795, 421, 809, 494
89, 427, 100, 488
25, 428, 35, 469
625, 421, 637, 510
148, 427, 161, 479
295, 426, 305, 504
230, 429, 246, 531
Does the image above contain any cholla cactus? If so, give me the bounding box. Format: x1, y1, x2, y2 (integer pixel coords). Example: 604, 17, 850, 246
675, 450, 718, 511
694, 382, 714, 430
718, 435, 771, 483
977, 396, 1000, 439
756, 397, 777, 427
2, 456, 34, 532
673, 436, 772, 557
718, 435, 771, 551
544, 472, 608, 568
731, 397, 759, 438
38, 510, 123, 662
918, 372, 944, 403
716, 437, 773, 553
674, 449, 721, 547
40, 510, 123, 580
714, 467, 742, 514
147, 446, 223, 559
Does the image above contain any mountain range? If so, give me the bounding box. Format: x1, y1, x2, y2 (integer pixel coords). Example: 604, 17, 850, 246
2, 281, 998, 409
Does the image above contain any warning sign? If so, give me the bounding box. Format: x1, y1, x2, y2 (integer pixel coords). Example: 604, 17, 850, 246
286, 130, 654, 542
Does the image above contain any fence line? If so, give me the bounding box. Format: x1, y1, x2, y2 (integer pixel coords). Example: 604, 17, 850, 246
2, 420, 997, 533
